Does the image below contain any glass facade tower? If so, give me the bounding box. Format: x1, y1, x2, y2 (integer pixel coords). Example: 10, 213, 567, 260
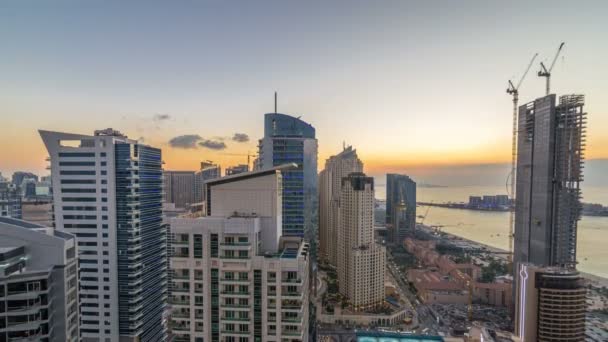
257, 113, 318, 241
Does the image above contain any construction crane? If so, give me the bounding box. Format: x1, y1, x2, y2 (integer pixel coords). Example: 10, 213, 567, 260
506, 52, 538, 273
220, 151, 257, 170
538, 42, 565, 95
417, 200, 433, 226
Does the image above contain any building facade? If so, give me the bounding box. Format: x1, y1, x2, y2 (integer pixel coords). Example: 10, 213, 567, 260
514, 94, 586, 269
515, 264, 586, 342
194, 161, 221, 204
163, 170, 196, 209
385, 174, 416, 244
225, 164, 249, 176
0, 217, 79, 342
169, 165, 310, 342
337, 173, 385, 308
318, 146, 363, 266
257, 113, 318, 242
0, 181, 22, 219
40, 128, 167, 342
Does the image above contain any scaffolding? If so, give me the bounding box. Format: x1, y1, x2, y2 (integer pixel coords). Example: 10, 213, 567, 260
551, 95, 586, 268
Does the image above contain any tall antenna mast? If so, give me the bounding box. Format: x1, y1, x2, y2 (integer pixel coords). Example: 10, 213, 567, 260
274, 91, 277, 113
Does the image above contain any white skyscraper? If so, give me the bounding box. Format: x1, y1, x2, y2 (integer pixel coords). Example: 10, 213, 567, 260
40, 128, 167, 342
337, 172, 386, 308
318, 146, 363, 266
168, 164, 310, 342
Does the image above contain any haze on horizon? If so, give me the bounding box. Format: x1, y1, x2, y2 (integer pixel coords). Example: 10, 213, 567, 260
1, 0, 607, 187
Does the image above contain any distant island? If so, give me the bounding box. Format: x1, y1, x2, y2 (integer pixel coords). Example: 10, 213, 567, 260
418, 183, 448, 188
417, 195, 608, 217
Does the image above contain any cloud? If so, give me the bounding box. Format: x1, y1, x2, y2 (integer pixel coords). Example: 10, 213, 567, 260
153, 113, 171, 121
169, 134, 202, 149
232, 133, 250, 143
199, 139, 227, 150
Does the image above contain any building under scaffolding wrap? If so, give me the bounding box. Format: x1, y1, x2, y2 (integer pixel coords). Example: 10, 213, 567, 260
514, 94, 586, 269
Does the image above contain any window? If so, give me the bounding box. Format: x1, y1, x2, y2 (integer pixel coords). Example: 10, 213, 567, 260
59, 152, 95, 157
59, 161, 95, 166
194, 234, 203, 258
61, 179, 96, 184
60, 170, 95, 175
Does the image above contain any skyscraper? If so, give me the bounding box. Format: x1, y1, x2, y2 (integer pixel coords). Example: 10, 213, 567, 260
318, 146, 363, 266
386, 174, 416, 244
0, 217, 79, 342
163, 170, 196, 209
168, 164, 310, 341
257, 113, 318, 242
337, 172, 386, 308
514, 264, 586, 342
514, 94, 586, 269
40, 128, 167, 342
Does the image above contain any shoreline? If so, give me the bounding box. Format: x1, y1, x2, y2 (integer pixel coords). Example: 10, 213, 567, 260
420, 225, 608, 287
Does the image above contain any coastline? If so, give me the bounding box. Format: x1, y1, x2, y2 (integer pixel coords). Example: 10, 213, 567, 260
420, 225, 608, 287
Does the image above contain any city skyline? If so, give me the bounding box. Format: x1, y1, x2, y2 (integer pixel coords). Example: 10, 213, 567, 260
2, 1, 608, 182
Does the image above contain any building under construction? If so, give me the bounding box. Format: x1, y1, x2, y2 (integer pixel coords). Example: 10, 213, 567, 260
514, 94, 586, 269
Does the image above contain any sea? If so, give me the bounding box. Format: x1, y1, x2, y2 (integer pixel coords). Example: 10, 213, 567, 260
374, 184, 608, 278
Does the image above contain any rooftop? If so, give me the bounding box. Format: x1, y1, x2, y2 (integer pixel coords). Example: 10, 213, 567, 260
205, 163, 297, 186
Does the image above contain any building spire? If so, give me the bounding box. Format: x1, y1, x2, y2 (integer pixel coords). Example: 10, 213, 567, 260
274, 91, 277, 113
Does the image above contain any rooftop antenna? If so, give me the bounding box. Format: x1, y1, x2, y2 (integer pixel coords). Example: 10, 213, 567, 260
274, 91, 277, 113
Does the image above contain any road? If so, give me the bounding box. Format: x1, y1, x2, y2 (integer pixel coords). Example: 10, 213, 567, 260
385, 248, 443, 336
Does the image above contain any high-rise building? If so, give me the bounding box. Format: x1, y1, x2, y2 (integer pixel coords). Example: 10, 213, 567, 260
0, 217, 79, 342
514, 94, 586, 268
514, 264, 586, 342
163, 170, 196, 209
40, 128, 167, 342
257, 113, 318, 241
225, 164, 249, 176
337, 172, 385, 308
318, 146, 363, 266
194, 161, 221, 204
20, 177, 38, 199
386, 174, 416, 244
11, 172, 38, 188
0, 181, 22, 219
169, 164, 310, 341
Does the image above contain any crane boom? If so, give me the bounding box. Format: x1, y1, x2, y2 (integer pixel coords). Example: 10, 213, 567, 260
516, 53, 539, 90
538, 42, 565, 95
506, 52, 537, 276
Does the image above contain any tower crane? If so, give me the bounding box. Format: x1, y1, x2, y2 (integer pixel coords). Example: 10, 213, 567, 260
506, 52, 538, 273
538, 42, 565, 95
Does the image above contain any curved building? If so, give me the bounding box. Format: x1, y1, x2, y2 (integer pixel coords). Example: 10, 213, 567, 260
515, 264, 586, 342
257, 113, 318, 243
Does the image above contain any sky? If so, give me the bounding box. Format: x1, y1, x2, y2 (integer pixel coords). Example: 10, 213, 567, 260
1, 0, 607, 186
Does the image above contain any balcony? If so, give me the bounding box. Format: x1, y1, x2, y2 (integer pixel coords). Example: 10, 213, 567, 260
222, 316, 250, 322
220, 242, 251, 246
282, 317, 302, 324
220, 291, 250, 296
282, 329, 303, 338
172, 312, 190, 319
169, 298, 190, 306
221, 303, 250, 309
281, 278, 302, 284
221, 330, 249, 335
220, 255, 249, 260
